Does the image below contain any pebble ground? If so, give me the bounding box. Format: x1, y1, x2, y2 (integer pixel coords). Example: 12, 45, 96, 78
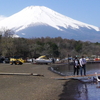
0, 63, 67, 100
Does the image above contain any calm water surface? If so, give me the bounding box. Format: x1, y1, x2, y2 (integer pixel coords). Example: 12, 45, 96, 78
51, 63, 100, 100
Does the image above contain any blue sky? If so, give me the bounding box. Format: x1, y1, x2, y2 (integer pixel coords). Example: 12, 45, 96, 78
0, 0, 100, 27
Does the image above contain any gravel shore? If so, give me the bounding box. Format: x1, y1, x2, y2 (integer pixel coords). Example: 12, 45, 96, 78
0, 63, 67, 100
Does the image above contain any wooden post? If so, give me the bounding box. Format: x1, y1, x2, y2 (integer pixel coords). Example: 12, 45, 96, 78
0, 72, 44, 76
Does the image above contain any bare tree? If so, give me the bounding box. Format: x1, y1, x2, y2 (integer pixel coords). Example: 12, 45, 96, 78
0, 27, 14, 37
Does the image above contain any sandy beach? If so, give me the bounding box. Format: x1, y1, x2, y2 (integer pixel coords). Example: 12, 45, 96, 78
0, 63, 68, 100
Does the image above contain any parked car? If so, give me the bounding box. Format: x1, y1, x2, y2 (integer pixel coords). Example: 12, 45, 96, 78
4, 58, 10, 63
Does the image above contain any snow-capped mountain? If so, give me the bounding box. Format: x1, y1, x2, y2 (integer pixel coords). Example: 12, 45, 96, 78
0, 6, 100, 42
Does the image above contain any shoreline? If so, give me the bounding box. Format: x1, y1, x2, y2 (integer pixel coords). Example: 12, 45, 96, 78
0, 62, 100, 99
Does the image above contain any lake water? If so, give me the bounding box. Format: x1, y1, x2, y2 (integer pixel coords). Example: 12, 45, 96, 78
51, 63, 100, 100
51, 63, 100, 76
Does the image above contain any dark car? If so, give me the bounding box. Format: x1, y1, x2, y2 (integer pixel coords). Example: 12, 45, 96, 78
0, 57, 5, 63
4, 58, 10, 63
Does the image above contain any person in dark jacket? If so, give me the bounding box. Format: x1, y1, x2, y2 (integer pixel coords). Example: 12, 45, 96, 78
73, 57, 80, 75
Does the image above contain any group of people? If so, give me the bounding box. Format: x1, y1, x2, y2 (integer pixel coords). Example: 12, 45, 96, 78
73, 56, 87, 76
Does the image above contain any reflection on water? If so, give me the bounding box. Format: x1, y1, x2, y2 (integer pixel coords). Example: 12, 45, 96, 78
86, 83, 100, 100
51, 63, 100, 100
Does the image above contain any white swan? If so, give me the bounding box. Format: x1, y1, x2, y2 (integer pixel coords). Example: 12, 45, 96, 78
95, 72, 100, 82
95, 72, 100, 88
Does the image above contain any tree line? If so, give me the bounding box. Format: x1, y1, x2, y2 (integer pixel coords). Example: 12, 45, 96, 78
0, 29, 100, 59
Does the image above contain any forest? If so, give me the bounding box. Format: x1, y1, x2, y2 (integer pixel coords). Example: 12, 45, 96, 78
0, 29, 100, 59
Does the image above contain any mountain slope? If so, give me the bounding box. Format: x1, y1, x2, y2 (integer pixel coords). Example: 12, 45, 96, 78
0, 6, 100, 42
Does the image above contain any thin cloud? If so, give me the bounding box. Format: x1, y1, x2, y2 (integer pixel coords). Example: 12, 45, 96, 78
0, 15, 7, 21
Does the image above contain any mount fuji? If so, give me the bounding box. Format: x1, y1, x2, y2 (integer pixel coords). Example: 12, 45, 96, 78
0, 6, 100, 42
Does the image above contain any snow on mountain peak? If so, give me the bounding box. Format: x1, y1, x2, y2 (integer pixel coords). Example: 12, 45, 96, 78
0, 6, 99, 33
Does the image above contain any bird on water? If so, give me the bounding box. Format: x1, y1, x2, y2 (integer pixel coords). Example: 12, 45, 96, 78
94, 72, 100, 88
95, 72, 100, 82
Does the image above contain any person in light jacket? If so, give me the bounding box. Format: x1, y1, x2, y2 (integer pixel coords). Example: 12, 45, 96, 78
79, 56, 87, 76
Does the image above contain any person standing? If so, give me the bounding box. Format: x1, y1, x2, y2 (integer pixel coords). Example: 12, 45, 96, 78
79, 56, 87, 76
73, 57, 80, 75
